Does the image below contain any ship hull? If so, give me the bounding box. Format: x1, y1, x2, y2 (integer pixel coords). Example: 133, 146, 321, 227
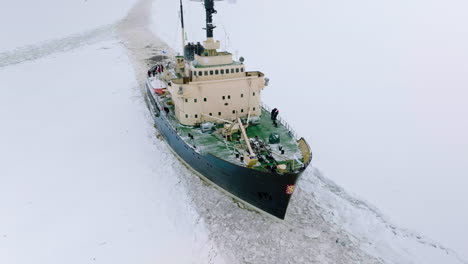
145, 87, 302, 219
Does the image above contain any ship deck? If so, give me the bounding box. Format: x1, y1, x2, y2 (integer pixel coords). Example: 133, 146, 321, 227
150, 84, 305, 173
177, 115, 301, 170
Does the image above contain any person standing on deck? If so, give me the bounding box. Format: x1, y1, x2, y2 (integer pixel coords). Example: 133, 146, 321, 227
271, 108, 279, 121
271, 108, 277, 120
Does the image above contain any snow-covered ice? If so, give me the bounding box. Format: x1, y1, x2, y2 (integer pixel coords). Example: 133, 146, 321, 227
0, 39, 222, 264
0, 0, 136, 53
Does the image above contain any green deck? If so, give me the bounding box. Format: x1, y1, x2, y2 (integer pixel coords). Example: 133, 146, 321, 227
161, 100, 304, 172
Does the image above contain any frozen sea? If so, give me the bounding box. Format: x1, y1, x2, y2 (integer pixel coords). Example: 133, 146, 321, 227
0, 38, 223, 263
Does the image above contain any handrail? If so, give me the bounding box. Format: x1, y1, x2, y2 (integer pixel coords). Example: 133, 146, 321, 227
261, 102, 299, 140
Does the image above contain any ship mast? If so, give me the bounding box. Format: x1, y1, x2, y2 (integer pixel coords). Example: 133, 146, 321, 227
179, 0, 186, 53
203, 0, 217, 38
201, 0, 221, 56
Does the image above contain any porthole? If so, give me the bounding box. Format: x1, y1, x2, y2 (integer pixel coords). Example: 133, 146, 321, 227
218, 112, 221, 116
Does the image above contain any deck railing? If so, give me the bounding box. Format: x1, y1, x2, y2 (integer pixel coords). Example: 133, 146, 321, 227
261, 103, 299, 141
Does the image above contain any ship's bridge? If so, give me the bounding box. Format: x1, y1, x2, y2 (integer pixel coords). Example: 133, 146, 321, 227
190, 61, 246, 82
171, 70, 265, 85
169, 35, 267, 126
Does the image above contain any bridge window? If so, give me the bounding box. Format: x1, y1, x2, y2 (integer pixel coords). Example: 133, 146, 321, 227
222, 96, 225, 100
221, 69, 224, 74
228, 95, 231, 99
193, 71, 196, 76
185, 114, 188, 118
253, 92, 256, 96
210, 70, 214, 75
218, 112, 221, 116
241, 109, 244, 113
253, 107, 256, 111
185, 99, 188, 103
236, 68, 239, 73
241, 94, 244, 98
241, 68, 244, 72
194, 99, 197, 103
215, 70, 219, 74
231, 69, 234, 73
199, 71, 202, 76
204, 71, 208, 76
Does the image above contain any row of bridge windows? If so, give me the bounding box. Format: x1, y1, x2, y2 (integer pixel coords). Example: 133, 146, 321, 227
184, 107, 257, 119
184, 92, 256, 103
193, 67, 244, 77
